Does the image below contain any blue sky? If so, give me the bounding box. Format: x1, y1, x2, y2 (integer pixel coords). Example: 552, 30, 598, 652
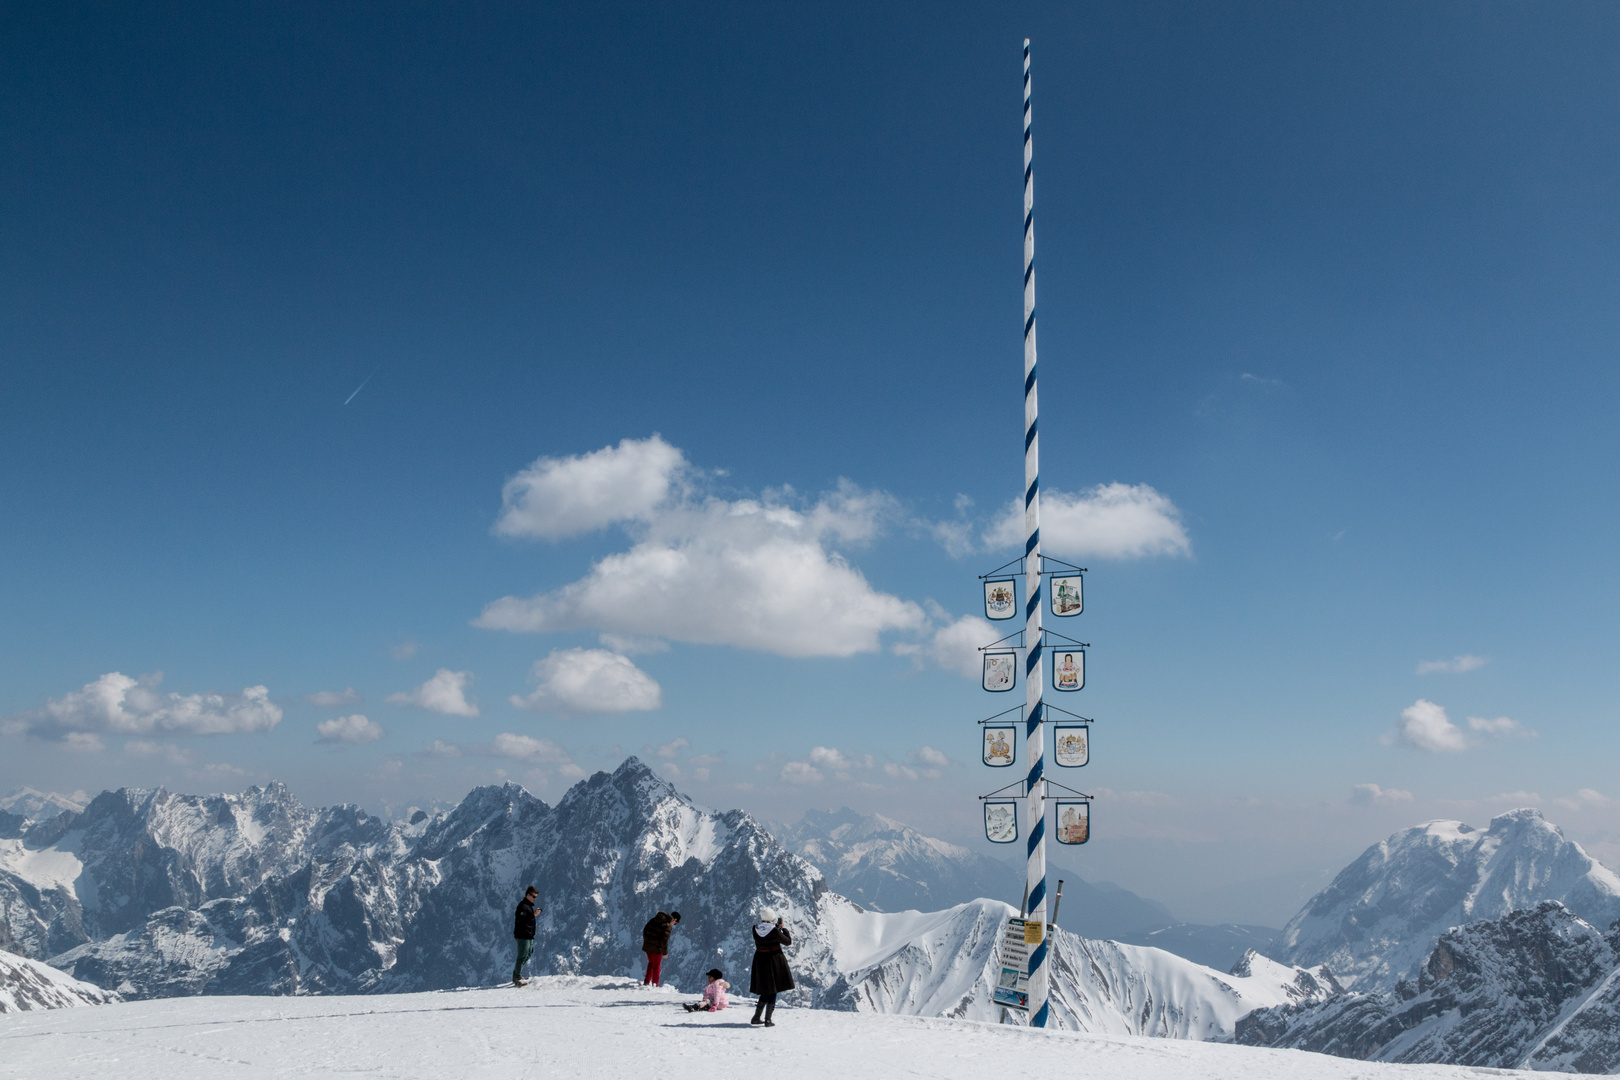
3, 1, 1618, 923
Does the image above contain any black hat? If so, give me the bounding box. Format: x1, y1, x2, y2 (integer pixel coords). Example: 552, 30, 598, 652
671, 911, 681, 921
706, 969, 724, 980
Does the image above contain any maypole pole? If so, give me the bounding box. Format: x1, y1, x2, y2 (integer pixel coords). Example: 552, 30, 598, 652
1020, 37, 1050, 1030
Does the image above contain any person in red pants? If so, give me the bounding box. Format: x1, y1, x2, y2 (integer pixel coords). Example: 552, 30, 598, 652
641, 909, 680, 985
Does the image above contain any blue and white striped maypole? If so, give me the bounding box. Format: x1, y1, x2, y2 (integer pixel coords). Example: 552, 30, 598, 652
1020, 37, 1050, 1030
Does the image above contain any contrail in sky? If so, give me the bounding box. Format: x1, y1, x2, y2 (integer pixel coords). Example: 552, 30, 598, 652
343, 365, 381, 405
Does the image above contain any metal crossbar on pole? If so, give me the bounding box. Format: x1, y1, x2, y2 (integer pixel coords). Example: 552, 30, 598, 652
1020, 37, 1050, 1030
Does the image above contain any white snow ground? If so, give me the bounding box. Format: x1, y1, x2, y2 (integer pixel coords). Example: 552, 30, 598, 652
0, 975, 1540, 1080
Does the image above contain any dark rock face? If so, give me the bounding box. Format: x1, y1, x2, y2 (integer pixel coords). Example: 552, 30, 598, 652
3, 760, 837, 1001
1236, 901, 1620, 1072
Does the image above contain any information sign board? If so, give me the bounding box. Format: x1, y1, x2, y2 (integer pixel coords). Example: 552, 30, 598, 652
994, 917, 1032, 1011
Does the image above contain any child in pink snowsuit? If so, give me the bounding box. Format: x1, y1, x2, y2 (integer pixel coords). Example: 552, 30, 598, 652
684, 969, 729, 1012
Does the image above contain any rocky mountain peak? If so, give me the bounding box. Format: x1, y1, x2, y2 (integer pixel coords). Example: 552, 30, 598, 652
1277, 809, 1620, 991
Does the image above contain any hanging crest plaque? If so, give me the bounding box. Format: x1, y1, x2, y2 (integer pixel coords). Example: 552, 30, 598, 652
1053, 724, 1089, 768
1054, 801, 1090, 845
984, 580, 1017, 621
1050, 575, 1082, 617
984, 800, 1019, 844
982, 724, 1017, 768
1052, 649, 1084, 692
982, 651, 1017, 693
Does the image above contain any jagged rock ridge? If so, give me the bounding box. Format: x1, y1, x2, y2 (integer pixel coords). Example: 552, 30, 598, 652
0, 759, 1332, 1040
1, 761, 842, 1001
1237, 900, 1620, 1073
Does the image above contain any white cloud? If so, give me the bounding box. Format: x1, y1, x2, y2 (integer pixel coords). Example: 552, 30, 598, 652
808, 746, 854, 770
883, 762, 919, 780
1416, 655, 1487, 675
186, 761, 248, 784
391, 641, 421, 660
1349, 783, 1414, 806
1468, 715, 1531, 738
780, 761, 823, 785
649, 737, 690, 760
64, 732, 104, 752
317, 714, 386, 744
428, 733, 584, 778
985, 483, 1190, 560
477, 479, 924, 658
494, 435, 687, 540
124, 740, 194, 765
305, 687, 361, 707
1385, 700, 1529, 753
387, 669, 479, 717
490, 733, 565, 761
598, 633, 670, 655
916, 746, 949, 768
510, 649, 662, 714
1389, 699, 1469, 752
897, 614, 1000, 679
1485, 790, 1542, 805
930, 520, 977, 558
10, 671, 283, 741
1556, 789, 1612, 812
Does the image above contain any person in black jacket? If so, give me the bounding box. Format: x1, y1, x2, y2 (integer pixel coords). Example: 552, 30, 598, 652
512, 886, 541, 986
749, 907, 793, 1027
641, 910, 681, 986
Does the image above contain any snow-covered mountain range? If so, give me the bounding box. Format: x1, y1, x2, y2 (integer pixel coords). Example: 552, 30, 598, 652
824, 898, 1339, 1038
10, 763, 1620, 1072
0, 787, 88, 825
1113, 922, 1281, 971
1239, 900, 1620, 1072
1274, 809, 1620, 991
779, 807, 1012, 913
1, 761, 843, 999
0, 759, 1331, 1039
777, 806, 1178, 941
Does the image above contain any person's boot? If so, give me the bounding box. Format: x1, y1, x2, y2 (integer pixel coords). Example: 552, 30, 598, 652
763, 1000, 775, 1027
750, 1001, 765, 1025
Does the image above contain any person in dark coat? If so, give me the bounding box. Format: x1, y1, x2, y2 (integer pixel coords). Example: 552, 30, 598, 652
749, 906, 793, 1026
641, 909, 680, 986
512, 886, 541, 986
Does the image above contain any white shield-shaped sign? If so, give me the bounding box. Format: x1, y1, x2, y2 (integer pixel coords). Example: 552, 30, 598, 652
983, 651, 1017, 693
983, 725, 1017, 768
1050, 575, 1082, 617
984, 801, 1019, 844
1051, 649, 1084, 692
1054, 801, 1090, 845
984, 580, 1017, 621
1054, 724, 1089, 768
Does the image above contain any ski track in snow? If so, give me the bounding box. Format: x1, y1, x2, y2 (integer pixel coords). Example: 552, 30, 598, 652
0, 975, 1538, 1080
